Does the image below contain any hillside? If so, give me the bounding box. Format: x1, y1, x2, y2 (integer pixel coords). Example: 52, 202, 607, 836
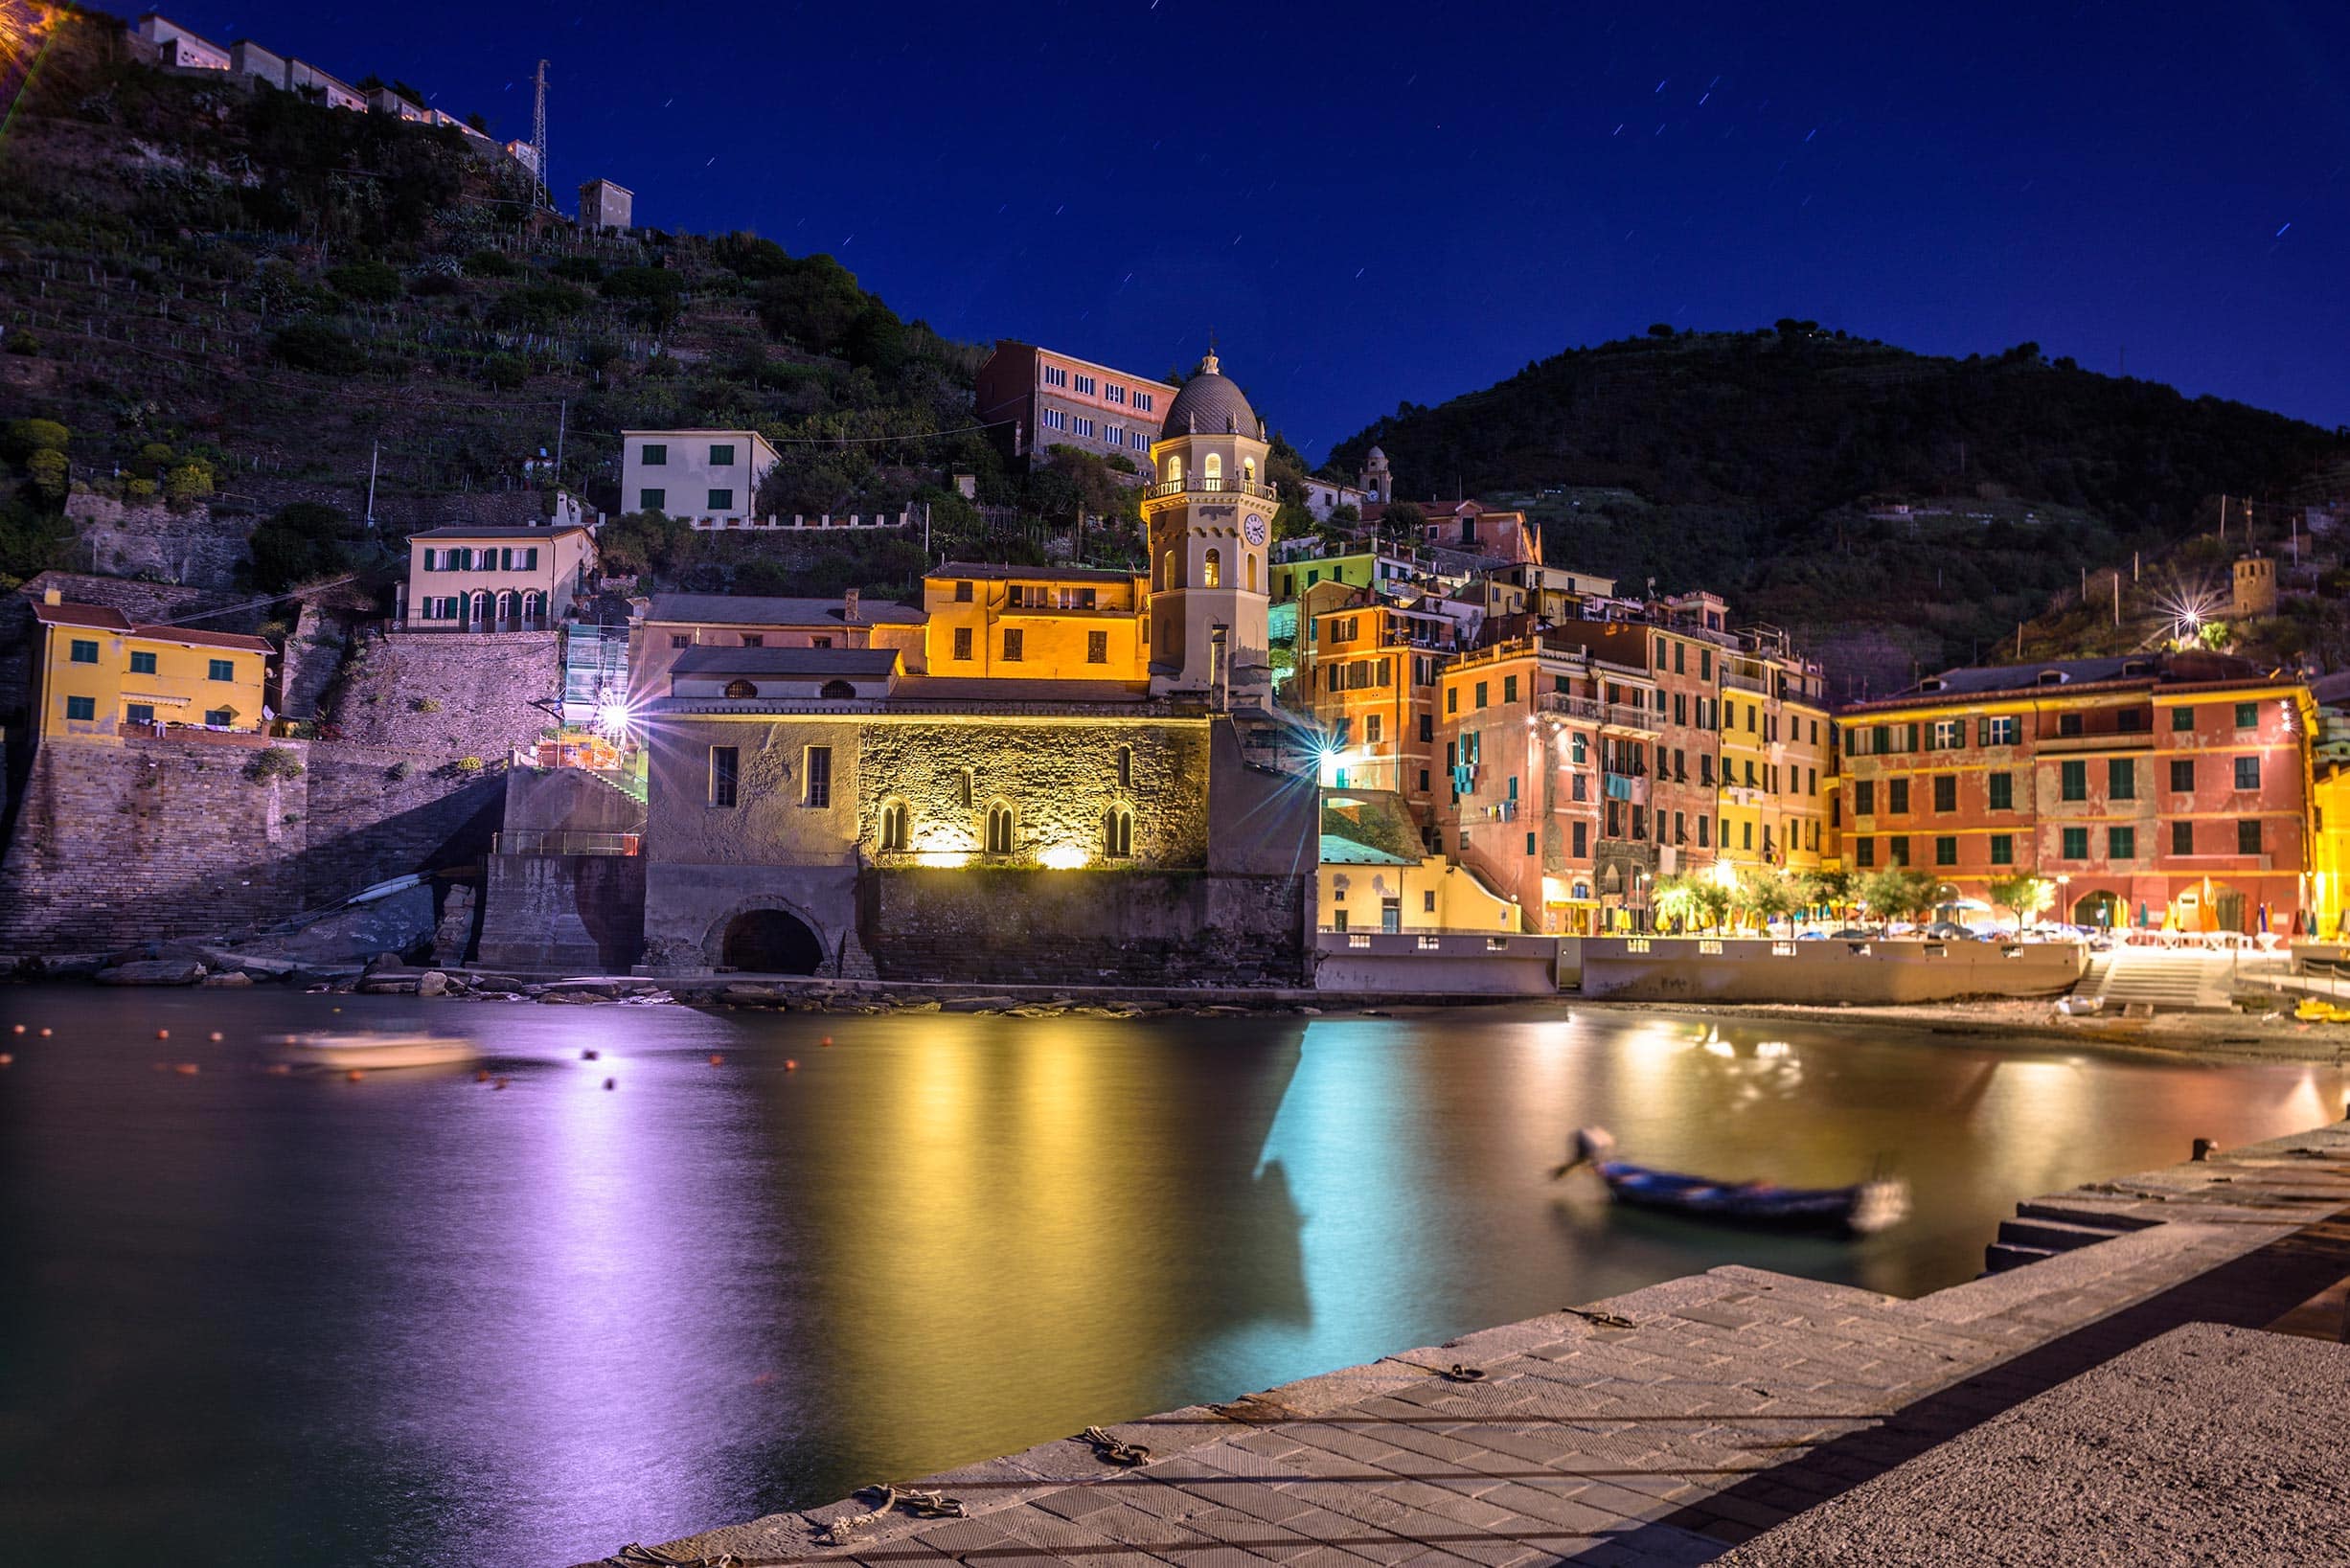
0, 8, 1117, 605
1329, 324, 2347, 689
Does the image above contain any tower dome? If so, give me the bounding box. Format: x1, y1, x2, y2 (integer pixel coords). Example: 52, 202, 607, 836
1160, 351, 1260, 438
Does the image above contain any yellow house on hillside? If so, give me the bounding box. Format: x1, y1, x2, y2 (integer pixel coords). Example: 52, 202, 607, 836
31, 593, 273, 741
402, 523, 598, 631
921, 563, 1150, 682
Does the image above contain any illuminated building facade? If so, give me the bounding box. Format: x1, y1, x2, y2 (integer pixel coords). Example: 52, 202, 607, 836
1142, 352, 1275, 706
1837, 654, 2315, 932
974, 341, 1176, 467
630, 591, 926, 704
1304, 596, 1458, 803
921, 564, 1151, 684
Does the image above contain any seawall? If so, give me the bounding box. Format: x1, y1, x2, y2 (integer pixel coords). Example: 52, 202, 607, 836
585, 1117, 2350, 1568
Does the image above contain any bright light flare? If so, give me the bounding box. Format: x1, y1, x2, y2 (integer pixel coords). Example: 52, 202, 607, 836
1038, 845, 1090, 871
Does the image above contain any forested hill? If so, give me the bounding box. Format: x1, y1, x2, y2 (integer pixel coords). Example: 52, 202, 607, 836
1327, 325, 2347, 686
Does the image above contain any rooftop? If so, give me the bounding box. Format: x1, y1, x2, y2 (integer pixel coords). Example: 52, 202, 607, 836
1160, 352, 1261, 438
409, 524, 592, 540
932, 562, 1143, 585
1847, 651, 2293, 710
646, 592, 924, 626
34, 600, 272, 652
671, 647, 901, 679
1318, 834, 1411, 866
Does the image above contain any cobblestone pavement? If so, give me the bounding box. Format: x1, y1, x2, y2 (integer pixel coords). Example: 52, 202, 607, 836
587, 1122, 2350, 1568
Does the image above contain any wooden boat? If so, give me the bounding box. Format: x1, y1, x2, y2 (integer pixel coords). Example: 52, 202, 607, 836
1554, 1126, 1909, 1236
276, 1032, 481, 1071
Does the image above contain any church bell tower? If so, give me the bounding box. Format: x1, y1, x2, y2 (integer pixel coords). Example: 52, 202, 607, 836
1142, 350, 1272, 707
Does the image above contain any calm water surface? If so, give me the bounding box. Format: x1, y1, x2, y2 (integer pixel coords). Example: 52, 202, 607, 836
2, 988, 2344, 1566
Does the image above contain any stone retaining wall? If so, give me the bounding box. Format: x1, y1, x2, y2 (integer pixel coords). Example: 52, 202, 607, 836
1579, 935, 2089, 1003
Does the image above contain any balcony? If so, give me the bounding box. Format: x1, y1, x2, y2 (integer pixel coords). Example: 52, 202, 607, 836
1538, 693, 1605, 722
1603, 771, 1651, 805
493, 829, 642, 856
2036, 728, 2156, 753
1721, 670, 1771, 695
1142, 476, 1280, 503
1602, 703, 1659, 734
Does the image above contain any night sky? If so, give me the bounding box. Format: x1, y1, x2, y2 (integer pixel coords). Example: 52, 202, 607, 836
149, 2, 2348, 462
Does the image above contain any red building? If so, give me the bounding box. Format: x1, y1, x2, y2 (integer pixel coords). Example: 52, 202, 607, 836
1837, 654, 2315, 932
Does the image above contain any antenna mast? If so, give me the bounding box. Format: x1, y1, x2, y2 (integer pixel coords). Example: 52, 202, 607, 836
531, 59, 552, 210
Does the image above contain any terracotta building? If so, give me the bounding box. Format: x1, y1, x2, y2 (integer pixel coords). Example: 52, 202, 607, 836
974, 341, 1177, 468
1837, 654, 2315, 932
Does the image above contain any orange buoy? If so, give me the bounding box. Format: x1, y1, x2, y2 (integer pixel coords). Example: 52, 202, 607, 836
493, 1078, 510, 1090
156, 1029, 171, 1040
38, 1028, 52, 1037
346, 1069, 365, 1082
821, 1035, 833, 1046
208, 1032, 224, 1043
174, 1062, 200, 1076
10, 1023, 23, 1034
707, 1054, 725, 1066
0, 1053, 13, 1066
785, 1058, 799, 1071
602, 1077, 616, 1090
475, 1069, 491, 1082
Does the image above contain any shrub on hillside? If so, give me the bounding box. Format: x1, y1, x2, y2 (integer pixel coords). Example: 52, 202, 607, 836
600, 265, 687, 329
246, 501, 351, 592
246, 747, 305, 784
326, 260, 404, 303
479, 353, 529, 389
270, 318, 368, 374
464, 248, 518, 278
2, 418, 69, 461
488, 283, 590, 329
549, 256, 605, 284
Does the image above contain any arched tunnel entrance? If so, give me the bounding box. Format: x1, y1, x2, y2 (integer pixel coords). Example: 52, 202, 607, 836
719, 908, 825, 974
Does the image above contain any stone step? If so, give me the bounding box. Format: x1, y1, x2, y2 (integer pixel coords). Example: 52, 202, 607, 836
1997, 1216, 2129, 1253
1984, 1241, 2058, 1273
2014, 1198, 2167, 1231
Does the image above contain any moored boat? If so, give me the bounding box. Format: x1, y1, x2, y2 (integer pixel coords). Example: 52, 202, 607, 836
276, 1032, 481, 1071
1554, 1126, 1909, 1236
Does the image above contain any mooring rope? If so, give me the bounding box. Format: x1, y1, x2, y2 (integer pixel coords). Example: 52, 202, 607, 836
1080, 1424, 1152, 1466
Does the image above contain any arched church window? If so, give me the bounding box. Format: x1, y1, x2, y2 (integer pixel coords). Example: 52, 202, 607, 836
1243, 457, 1256, 489
1203, 452, 1223, 489
984, 801, 1016, 855
878, 800, 910, 852
723, 679, 758, 698
1160, 551, 1178, 591
1103, 805, 1133, 860
1166, 455, 1184, 485
1202, 548, 1221, 589
1245, 554, 1257, 592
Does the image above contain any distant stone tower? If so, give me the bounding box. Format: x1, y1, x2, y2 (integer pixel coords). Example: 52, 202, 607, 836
1142, 351, 1273, 707
1360, 444, 1393, 504
2233, 555, 2277, 619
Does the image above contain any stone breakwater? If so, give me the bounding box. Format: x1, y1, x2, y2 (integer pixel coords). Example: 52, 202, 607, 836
577, 1120, 2350, 1568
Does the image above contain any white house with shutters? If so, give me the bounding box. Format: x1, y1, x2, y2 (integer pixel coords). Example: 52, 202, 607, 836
620, 429, 780, 526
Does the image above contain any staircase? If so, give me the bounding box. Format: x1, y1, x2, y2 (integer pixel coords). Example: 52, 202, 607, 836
2094, 946, 2240, 1012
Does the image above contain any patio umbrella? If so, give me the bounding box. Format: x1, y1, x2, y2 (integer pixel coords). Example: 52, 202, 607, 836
2137, 900, 2149, 929
2259, 902, 2270, 934
1948, 897, 1993, 912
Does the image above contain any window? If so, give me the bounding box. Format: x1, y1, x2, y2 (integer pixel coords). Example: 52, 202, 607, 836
1474, 681, 1489, 710
2234, 702, 2258, 729
2170, 759, 2195, 792
1887, 778, 1909, 814
1526, 830, 1538, 856
2172, 820, 2194, 856
1084, 629, 1108, 665
69, 639, 98, 665
1698, 816, 1711, 847
125, 703, 154, 726
1072, 417, 1095, 439
1041, 365, 1068, 388
1003, 628, 1024, 663
1419, 714, 1432, 743
739, 634, 764, 648
2108, 826, 2135, 860
1887, 835, 1908, 866
1982, 715, 2019, 746
1700, 649, 1712, 680
2060, 760, 2087, 802
640, 489, 666, 511
2238, 818, 2262, 855
879, 801, 910, 852
709, 443, 737, 466
2172, 706, 2194, 731
1983, 771, 2011, 811
129, 650, 157, 674
707, 489, 735, 511
1929, 718, 1962, 750
208, 658, 236, 682
723, 679, 758, 699
1933, 775, 1956, 812
1202, 548, 1221, 588
1855, 779, 1875, 815
1503, 674, 1518, 704
803, 746, 832, 808
2234, 756, 2260, 790
1935, 836, 1957, 866
204, 708, 232, 727
1744, 821, 1755, 851
709, 746, 739, 807
2117, 707, 2148, 733
2108, 758, 2135, 801
985, 802, 1015, 855
1571, 821, 1587, 857
1367, 714, 1382, 743
2062, 826, 2088, 859
642, 443, 668, 466
1855, 838, 1874, 867
1116, 745, 1132, 789
64, 694, 95, 721
1990, 833, 2014, 866
1106, 384, 1126, 404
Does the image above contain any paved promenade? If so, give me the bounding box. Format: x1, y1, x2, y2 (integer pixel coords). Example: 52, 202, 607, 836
590, 1120, 2350, 1568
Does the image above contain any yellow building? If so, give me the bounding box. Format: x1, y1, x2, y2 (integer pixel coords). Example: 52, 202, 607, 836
921, 563, 1150, 682
1318, 838, 1517, 933
31, 593, 273, 741
1717, 647, 1775, 871
403, 521, 598, 631
2308, 764, 2350, 942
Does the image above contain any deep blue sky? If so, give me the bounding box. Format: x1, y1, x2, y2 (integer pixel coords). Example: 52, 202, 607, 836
151, 1, 2349, 462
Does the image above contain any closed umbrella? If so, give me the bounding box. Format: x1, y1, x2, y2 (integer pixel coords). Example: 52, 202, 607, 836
2137, 899, 2149, 929
2259, 902, 2270, 934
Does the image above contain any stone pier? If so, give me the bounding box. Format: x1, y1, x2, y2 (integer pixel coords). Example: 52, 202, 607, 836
582, 1121, 2350, 1568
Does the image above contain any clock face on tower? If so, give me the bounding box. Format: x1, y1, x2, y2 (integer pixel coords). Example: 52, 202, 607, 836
1243, 513, 1268, 547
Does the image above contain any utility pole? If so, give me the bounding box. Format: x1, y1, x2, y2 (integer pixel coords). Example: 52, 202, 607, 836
2112, 572, 2120, 627
554, 398, 567, 480
531, 59, 552, 211
364, 439, 379, 532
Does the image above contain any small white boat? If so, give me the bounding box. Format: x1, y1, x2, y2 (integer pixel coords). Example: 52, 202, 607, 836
277, 1032, 481, 1070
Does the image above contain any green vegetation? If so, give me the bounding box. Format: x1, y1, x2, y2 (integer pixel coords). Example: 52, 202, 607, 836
246, 503, 353, 593
1330, 328, 2346, 673
246, 747, 306, 784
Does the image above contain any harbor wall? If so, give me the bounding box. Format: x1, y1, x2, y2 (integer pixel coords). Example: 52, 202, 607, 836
1578, 935, 2088, 1003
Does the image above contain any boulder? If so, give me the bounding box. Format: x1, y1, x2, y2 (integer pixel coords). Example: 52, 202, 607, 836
431, 886, 475, 967
417, 970, 451, 997
942, 995, 1020, 1013
95, 959, 205, 987
202, 971, 255, 988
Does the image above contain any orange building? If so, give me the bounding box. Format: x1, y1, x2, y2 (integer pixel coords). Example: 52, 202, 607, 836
1306, 595, 1459, 812
974, 341, 1176, 468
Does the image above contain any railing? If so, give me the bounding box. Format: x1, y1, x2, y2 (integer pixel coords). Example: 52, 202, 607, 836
1721, 670, 1771, 695
2037, 729, 2156, 752
493, 829, 641, 856
1603, 703, 1658, 731
1539, 693, 1604, 721
1142, 477, 1281, 502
